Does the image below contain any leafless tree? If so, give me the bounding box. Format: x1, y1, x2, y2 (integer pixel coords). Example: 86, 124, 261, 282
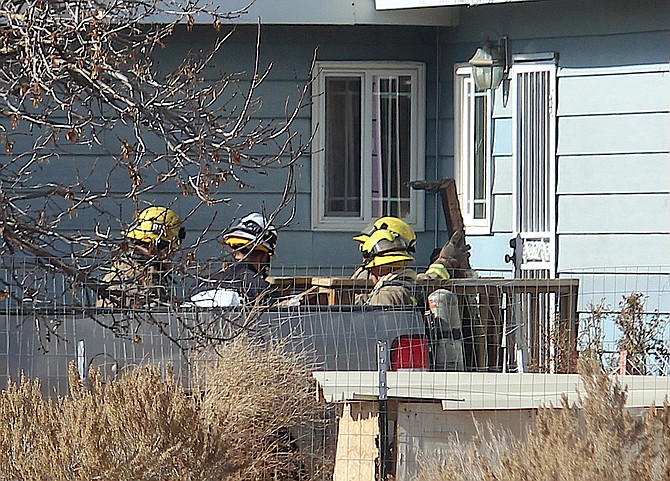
0, 0, 312, 348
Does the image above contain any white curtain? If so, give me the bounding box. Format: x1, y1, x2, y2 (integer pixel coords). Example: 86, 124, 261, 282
372, 77, 383, 217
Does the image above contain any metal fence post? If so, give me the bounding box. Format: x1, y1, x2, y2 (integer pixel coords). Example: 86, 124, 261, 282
376, 340, 392, 480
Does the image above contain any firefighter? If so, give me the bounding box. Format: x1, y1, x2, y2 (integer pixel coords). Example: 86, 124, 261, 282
97, 206, 185, 308
352, 216, 468, 282
356, 229, 419, 306
189, 212, 277, 306
353, 216, 417, 253
353, 219, 467, 369
432, 230, 472, 279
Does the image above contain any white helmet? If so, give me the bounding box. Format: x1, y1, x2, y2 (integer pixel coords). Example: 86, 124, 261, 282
222, 212, 278, 255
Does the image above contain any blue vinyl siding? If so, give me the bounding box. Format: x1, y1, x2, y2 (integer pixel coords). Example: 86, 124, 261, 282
558, 70, 670, 116
3, 0, 669, 272
490, 195, 512, 234
558, 154, 669, 195
444, 0, 670, 272
558, 194, 669, 234
559, 235, 669, 271
189, 24, 443, 267
558, 113, 669, 156
490, 114, 514, 235
554, 64, 670, 271
492, 156, 512, 196
3, 24, 443, 268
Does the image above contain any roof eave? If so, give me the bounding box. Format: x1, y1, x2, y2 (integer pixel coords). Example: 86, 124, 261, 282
186, 0, 460, 26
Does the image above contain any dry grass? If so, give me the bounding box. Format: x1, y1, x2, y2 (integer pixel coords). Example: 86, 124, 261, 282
0, 337, 331, 481
415, 358, 670, 481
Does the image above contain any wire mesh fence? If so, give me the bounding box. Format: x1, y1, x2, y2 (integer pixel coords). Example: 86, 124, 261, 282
1, 259, 670, 480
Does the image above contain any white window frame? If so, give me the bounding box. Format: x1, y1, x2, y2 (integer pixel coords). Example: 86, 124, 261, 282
454, 65, 493, 235
311, 61, 425, 231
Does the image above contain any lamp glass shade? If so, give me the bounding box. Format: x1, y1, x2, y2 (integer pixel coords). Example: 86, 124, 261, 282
468, 44, 505, 91
473, 65, 504, 91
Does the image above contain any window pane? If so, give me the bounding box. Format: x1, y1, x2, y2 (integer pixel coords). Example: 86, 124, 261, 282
473, 92, 487, 220
372, 75, 411, 218
325, 77, 361, 216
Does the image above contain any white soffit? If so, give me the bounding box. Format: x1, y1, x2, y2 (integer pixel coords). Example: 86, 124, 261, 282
212, 0, 459, 26
376, 0, 534, 9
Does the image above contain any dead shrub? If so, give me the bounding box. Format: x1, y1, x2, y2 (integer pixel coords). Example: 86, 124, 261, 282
415, 357, 670, 481
580, 293, 670, 375
614, 293, 670, 375
0, 337, 329, 481
195, 336, 325, 481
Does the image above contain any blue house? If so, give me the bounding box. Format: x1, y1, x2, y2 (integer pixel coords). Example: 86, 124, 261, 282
187, 0, 669, 282
5, 0, 668, 284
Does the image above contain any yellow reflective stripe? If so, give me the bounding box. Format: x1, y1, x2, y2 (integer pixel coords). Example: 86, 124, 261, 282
425, 262, 450, 280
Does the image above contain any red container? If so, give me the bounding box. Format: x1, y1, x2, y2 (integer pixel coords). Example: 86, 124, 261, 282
391, 334, 429, 371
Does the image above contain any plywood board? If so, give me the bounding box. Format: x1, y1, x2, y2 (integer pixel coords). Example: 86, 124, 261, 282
333, 401, 379, 481
395, 402, 535, 481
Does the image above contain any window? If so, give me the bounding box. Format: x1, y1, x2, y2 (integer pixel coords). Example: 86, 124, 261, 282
454, 66, 492, 235
312, 62, 425, 231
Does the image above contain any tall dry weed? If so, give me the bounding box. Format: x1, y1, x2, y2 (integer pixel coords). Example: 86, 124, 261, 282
0, 337, 330, 481
415, 357, 670, 481
195, 337, 327, 481
580, 293, 670, 375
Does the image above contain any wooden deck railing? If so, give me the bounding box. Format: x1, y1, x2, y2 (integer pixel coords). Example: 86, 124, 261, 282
269, 276, 580, 373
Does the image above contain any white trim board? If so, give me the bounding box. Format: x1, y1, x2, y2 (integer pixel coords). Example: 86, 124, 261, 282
559, 63, 670, 77
376, 0, 533, 9
313, 371, 670, 410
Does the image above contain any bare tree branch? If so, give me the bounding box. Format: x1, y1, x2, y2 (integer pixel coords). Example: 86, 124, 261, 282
0, 0, 313, 347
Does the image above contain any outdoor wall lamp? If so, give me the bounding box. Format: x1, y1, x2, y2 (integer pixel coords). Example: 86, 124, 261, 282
468, 37, 509, 91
